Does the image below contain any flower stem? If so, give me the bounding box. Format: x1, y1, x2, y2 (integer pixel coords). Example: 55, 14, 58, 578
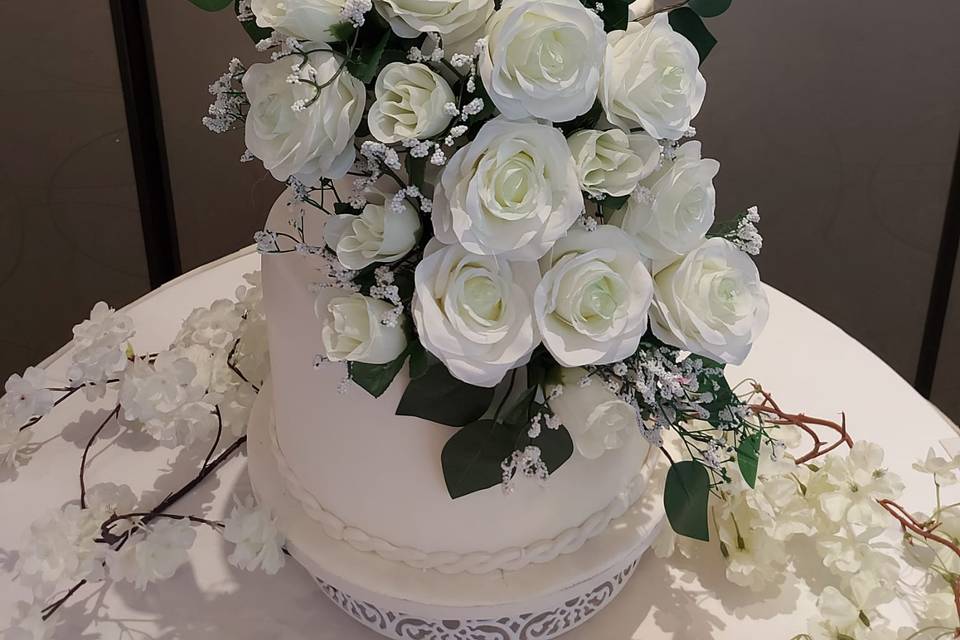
79, 405, 121, 509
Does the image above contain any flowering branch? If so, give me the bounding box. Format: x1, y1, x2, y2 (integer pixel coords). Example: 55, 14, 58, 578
878, 498, 960, 634
748, 387, 853, 464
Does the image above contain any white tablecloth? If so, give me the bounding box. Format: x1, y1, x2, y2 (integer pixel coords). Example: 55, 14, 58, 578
1, 246, 955, 639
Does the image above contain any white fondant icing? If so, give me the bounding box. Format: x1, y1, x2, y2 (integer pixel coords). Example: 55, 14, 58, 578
266, 399, 653, 573
262, 187, 653, 568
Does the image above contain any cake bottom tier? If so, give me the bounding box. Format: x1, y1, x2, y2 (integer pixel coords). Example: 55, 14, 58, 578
247, 390, 666, 640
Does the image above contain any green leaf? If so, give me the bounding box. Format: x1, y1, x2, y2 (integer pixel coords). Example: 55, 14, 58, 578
407, 341, 437, 379
664, 460, 711, 541
668, 7, 717, 65
396, 364, 495, 427
737, 432, 761, 488
405, 153, 427, 190
600, 194, 630, 214
688, 0, 732, 18
188, 0, 233, 10
333, 202, 355, 216
235, 0, 273, 42
442, 420, 519, 498
441, 417, 575, 498
328, 21, 355, 42
348, 351, 408, 398
346, 27, 391, 83
535, 421, 575, 474
499, 386, 537, 426
592, 0, 630, 32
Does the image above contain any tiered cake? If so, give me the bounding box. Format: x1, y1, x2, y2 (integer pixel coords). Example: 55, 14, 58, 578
247, 189, 664, 639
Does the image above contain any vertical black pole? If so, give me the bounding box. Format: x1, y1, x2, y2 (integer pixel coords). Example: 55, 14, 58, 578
915, 135, 960, 397
110, 0, 181, 288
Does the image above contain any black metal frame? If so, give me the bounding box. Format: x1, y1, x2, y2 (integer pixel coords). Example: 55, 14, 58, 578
110, 0, 182, 289
109, 7, 960, 397
916, 136, 960, 397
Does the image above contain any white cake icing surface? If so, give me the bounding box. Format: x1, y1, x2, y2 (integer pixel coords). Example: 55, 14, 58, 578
262, 188, 653, 572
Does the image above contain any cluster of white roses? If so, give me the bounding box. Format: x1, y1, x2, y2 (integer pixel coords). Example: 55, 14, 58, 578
236, 0, 770, 396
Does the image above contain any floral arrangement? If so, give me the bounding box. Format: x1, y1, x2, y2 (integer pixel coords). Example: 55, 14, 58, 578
3, 0, 958, 637
201, 0, 772, 525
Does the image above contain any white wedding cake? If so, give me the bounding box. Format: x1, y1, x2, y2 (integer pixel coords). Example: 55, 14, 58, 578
260, 189, 654, 574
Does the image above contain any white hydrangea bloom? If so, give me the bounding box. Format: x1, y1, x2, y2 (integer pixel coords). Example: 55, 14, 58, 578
912, 447, 960, 486
105, 518, 196, 590
222, 497, 286, 575
921, 590, 958, 626
2, 367, 55, 426
67, 302, 134, 389
17, 505, 109, 595
118, 347, 217, 446
174, 299, 243, 350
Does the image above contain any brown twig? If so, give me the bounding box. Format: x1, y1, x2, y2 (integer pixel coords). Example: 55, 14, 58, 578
878, 498, 960, 634
748, 387, 852, 464
79, 405, 121, 509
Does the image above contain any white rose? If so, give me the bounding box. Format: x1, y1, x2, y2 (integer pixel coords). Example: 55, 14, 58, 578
547, 367, 638, 459
316, 292, 407, 364
650, 238, 769, 365
324, 194, 421, 269
567, 129, 662, 198
243, 47, 365, 184
374, 0, 493, 42
433, 117, 583, 261
412, 241, 540, 387
535, 225, 653, 367
368, 62, 456, 143
250, 0, 346, 43
478, 0, 606, 122
600, 15, 706, 140
609, 140, 718, 262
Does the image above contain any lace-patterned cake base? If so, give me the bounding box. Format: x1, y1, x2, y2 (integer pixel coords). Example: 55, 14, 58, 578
316, 559, 640, 640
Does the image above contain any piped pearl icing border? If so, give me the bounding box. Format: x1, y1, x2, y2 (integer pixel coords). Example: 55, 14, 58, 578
268, 411, 652, 575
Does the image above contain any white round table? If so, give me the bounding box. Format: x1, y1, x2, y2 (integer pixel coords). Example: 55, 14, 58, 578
1, 247, 955, 639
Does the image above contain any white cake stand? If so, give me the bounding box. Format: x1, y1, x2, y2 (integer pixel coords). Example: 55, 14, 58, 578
247, 391, 666, 640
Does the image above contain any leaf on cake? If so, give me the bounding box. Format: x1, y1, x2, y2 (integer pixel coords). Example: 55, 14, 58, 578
348, 352, 408, 398
396, 363, 495, 427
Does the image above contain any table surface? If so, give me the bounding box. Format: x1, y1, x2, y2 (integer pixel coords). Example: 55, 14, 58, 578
1, 246, 955, 639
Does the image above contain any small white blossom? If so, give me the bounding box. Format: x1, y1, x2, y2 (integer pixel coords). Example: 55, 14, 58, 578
807, 441, 905, 528
912, 447, 960, 486
501, 446, 549, 494
67, 302, 135, 389
174, 299, 243, 350
223, 497, 286, 575
340, 0, 372, 26
106, 518, 196, 590
2, 368, 55, 427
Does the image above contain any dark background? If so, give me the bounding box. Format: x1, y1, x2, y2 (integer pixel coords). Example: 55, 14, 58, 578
2, 1, 959, 419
